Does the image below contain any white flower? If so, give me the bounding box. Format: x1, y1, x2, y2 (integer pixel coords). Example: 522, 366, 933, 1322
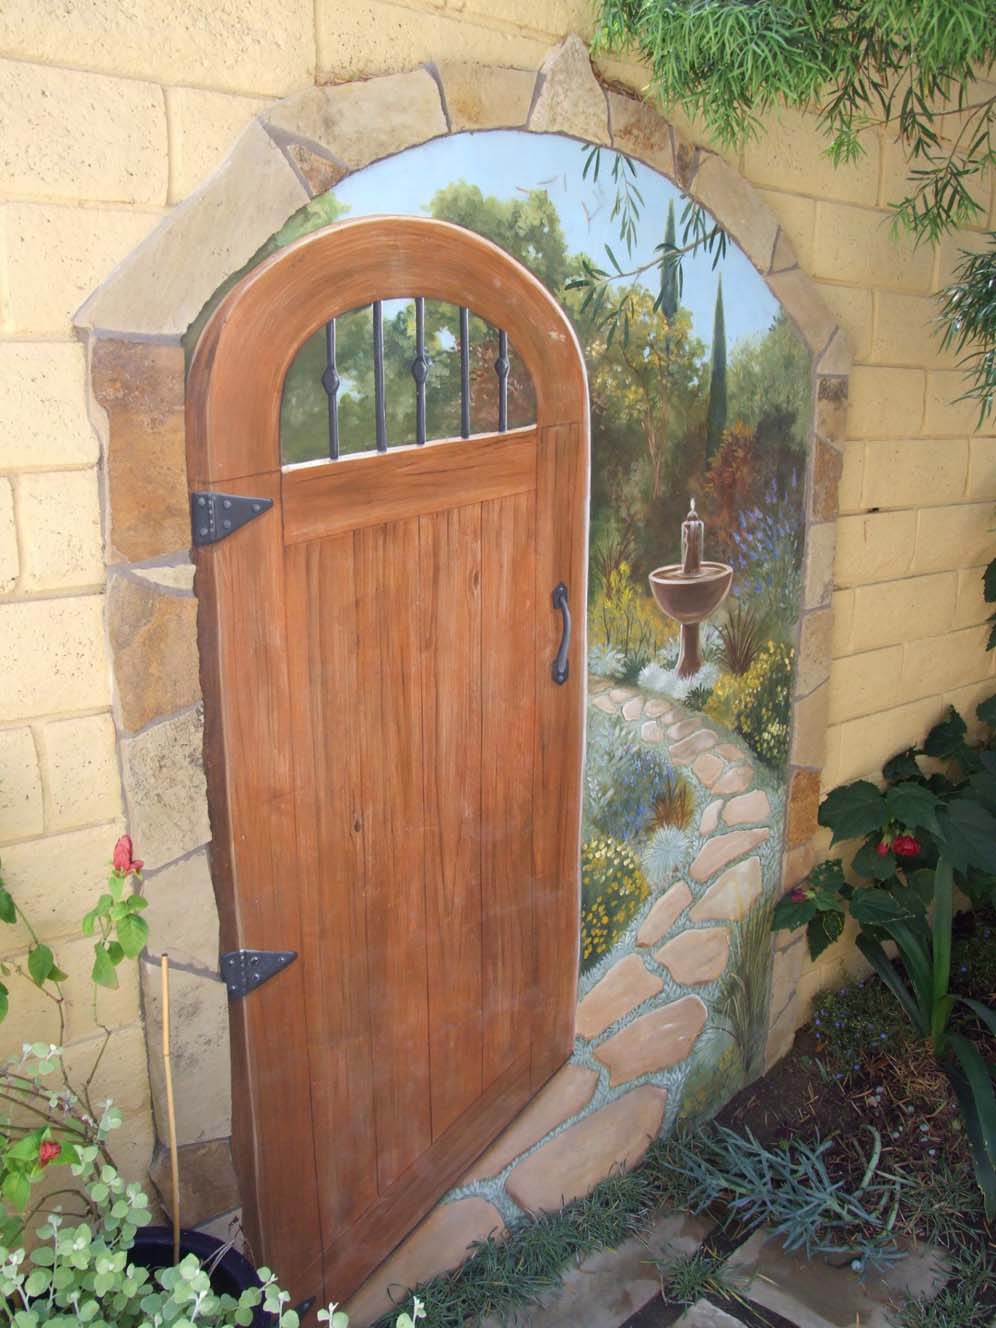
588, 643, 626, 679
642, 825, 687, 888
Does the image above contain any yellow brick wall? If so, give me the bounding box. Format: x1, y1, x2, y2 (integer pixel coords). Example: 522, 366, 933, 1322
0, 0, 993, 1174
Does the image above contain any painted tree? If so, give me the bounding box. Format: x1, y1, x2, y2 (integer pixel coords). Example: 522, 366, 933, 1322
705, 277, 727, 461
659, 199, 679, 324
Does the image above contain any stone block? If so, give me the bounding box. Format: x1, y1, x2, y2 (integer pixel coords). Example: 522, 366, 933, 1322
38, 713, 123, 832
694, 155, 777, 273
815, 328, 851, 377
796, 609, 834, 696
91, 341, 188, 563
0, 596, 111, 723
833, 511, 917, 589
345, 1197, 503, 1327
689, 829, 768, 884
266, 70, 446, 172
722, 790, 771, 827
834, 698, 939, 788
0, 820, 125, 951
745, 108, 879, 205
814, 284, 872, 363
2, 202, 160, 337
913, 501, 994, 574
505, 1085, 667, 1212
165, 87, 271, 202
120, 707, 210, 871
77, 123, 307, 338
786, 768, 821, 848
607, 91, 674, 178
828, 645, 905, 725
953, 566, 988, 630
284, 143, 345, 197
315, 1, 550, 84
691, 752, 724, 787
0, 343, 98, 471
0, 727, 43, 843
0, 0, 315, 97
967, 436, 996, 499
529, 35, 609, 144
438, 63, 537, 132
803, 521, 836, 609
16, 469, 104, 592
636, 881, 692, 948
655, 927, 729, 985
61, 1024, 155, 1185
861, 438, 968, 510
814, 376, 848, 446
133, 563, 196, 593
924, 371, 991, 436
838, 443, 864, 514
576, 955, 663, 1039
872, 291, 958, 369
141, 959, 231, 1144
594, 996, 707, 1084
810, 439, 844, 523
62, 933, 143, 1042
0, 479, 16, 592
850, 572, 956, 653
790, 683, 830, 771
812, 202, 934, 291
149, 1138, 240, 1227
699, 800, 722, 836
108, 574, 201, 732
899, 626, 992, 705
690, 858, 763, 922
0, 949, 63, 1045
143, 849, 220, 973
0, 59, 167, 205
461, 1063, 598, 1182
847, 366, 925, 439
758, 190, 815, 271
767, 268, 836, 354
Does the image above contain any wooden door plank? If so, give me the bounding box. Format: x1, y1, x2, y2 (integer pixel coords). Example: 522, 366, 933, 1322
322, 1051, 531, 1303
354, 519, 433, 1192
194, 472, 323, 1305
285, 537, 379, 1230
281, 430, 536, 545
531, 424, 585, 1089
481, 491, 538, 1088
418, 505, 485, 1139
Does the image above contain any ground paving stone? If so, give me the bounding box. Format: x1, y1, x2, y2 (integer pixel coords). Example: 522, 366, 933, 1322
636, 881, 693, 948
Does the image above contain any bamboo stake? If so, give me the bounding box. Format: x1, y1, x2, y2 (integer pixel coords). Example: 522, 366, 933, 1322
161, 955, 182, 1265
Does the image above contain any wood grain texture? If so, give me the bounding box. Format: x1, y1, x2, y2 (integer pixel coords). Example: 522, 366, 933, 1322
281, 429, 536, 545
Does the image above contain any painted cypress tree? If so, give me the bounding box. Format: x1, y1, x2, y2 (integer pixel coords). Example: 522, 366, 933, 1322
706, 276, 727, 461
659, 199, 679, 325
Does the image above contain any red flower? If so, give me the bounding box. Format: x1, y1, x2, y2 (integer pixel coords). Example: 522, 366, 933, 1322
112, 835, 143, 876
790, 887, 809, 902
892, 834, 922, 858
38, 1140, 60, 1168
876, 838, 892, 857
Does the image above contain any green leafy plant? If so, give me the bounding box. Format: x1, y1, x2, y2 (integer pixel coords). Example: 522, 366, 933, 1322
580, 835, 650, 971
729, 639, 794, 766
0, 837, 150, 1244
772, 696, 996, 1215
649, 769, 695, 831
656, 1247, 741, 1306
588, 563, 675, 680
717, 600, 765, 676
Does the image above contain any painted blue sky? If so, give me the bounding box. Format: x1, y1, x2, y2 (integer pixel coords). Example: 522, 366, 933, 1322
330, 130, 780, 351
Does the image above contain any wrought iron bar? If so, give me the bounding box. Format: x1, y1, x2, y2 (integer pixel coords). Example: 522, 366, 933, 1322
321, 319, 340, 460
459, 306, 471, 439
495, 329, 509, 433
373, 300, 387, 452
411, 296, 428, 446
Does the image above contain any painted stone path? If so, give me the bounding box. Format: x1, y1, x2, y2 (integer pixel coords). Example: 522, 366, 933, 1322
347, 678, 786, 1326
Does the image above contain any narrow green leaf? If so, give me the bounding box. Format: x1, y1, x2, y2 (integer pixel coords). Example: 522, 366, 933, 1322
946, 1059, 996, 1221
0, 982, 7, 1023
856, 933, 926, 1036
932, 858, 953, 1012
0, 888, 16, 925
949, 1034, 996, 1167
959, 996, 996, 1039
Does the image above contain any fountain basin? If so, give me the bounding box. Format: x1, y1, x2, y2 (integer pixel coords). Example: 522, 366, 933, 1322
649, 561, 733, 624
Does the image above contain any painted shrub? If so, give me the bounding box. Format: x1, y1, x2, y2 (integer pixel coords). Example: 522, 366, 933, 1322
274, 130, 809, 1132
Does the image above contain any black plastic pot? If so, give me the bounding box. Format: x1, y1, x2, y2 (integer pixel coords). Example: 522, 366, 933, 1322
129, 1226, 266, 1325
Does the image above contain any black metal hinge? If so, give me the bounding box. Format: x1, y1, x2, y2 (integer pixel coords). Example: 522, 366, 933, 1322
220, 949, 297, 1000
191, 491, 273, 546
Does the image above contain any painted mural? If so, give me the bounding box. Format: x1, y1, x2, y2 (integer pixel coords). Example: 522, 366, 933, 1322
277, 130, 811, 1184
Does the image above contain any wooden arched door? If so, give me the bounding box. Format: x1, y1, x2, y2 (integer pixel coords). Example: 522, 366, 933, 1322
187, 218, 589, 1308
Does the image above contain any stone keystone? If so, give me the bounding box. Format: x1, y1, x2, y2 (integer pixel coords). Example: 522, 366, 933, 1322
655, 927, 730, 985
505, 1085, 667, 1211
594, 996, 708, 1085
636, 881, 692, 948
437, 63, 538, 132
530, 35, 610, 146
689, 828, 769, 883
462, 1063, 598, 1183
576, 955, 664, 1039
691, 857, 763, 922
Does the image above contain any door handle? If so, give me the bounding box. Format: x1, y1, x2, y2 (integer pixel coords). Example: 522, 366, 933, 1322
551, 582, 571, 685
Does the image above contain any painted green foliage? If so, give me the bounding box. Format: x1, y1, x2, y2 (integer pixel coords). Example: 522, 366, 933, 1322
705, 277, 727, 461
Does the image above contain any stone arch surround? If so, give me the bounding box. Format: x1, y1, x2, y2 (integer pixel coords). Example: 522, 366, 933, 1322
76, 33, 849, 1319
